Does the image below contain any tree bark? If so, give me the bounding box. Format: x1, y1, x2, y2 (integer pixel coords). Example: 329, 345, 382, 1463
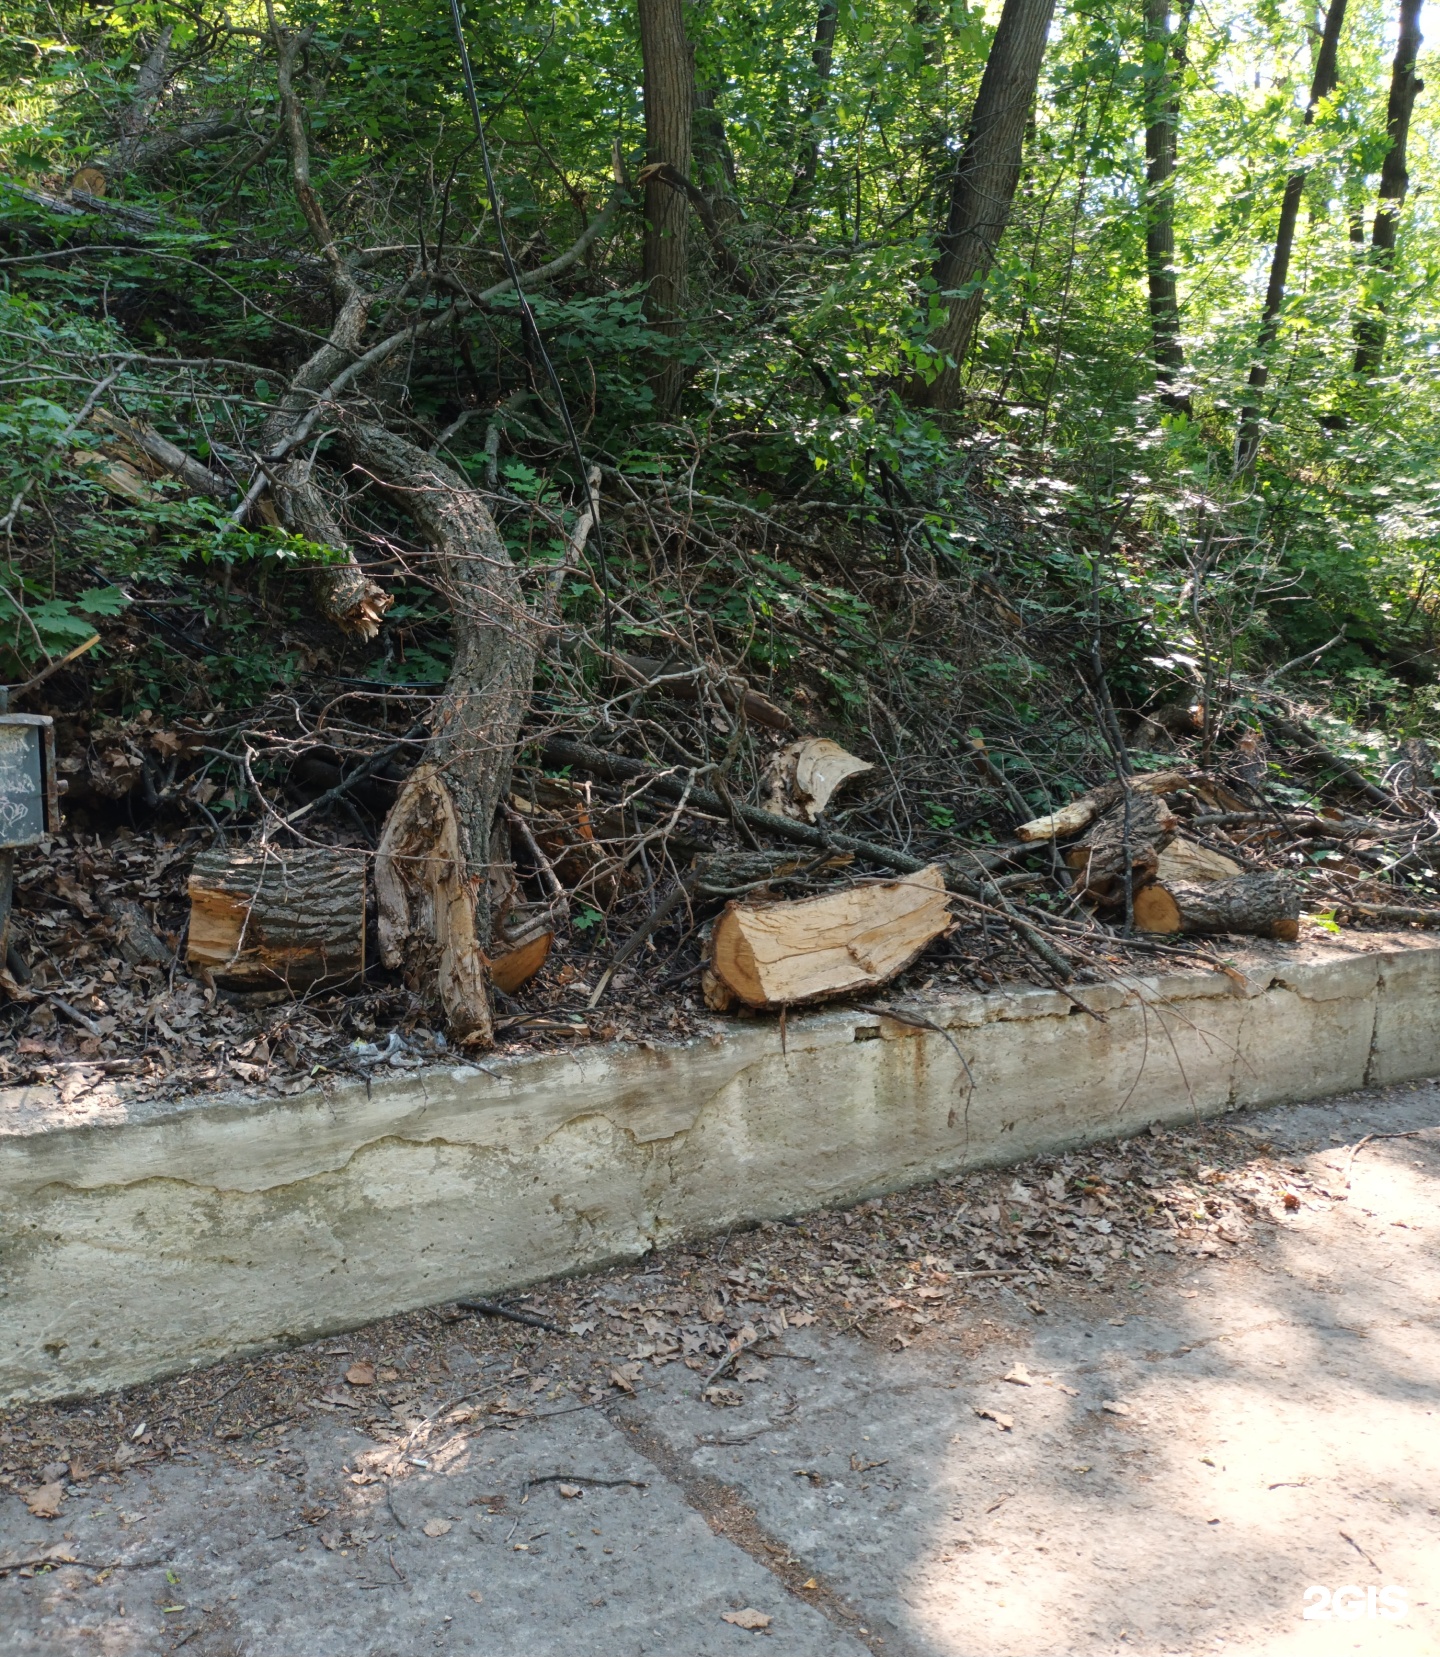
919, 0, 1058, 409
1142, 0, 1193, 412
1062, 789, 1178, 903
638, 0, 696, 409
188, 846, 366, 989
1233, 0, 1348, 476
1133, 871, 1300, 939
1352, 0, 1424, 375
348, 425, 536, 1044
788, 0, 841, 208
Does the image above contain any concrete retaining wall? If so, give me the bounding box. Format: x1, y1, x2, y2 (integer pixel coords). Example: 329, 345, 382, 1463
3, 940, 1437, 1403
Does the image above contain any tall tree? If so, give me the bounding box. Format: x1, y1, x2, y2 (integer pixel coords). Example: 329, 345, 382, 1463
1142, 0, 1193, 413
788, 0, 840, 209
1352, 0, 1425, 375
638, 0, 696, 410
1233, 0, 1348, 476
918, 0, 1058, 410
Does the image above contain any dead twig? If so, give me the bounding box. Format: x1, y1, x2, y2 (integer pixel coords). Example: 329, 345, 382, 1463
454, 1298, 568, 1334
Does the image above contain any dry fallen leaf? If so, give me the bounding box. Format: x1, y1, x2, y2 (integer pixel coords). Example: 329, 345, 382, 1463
557, 1483, 583, 1499
23, 1483, 64, 1519
704, 1384, 745, 1408
422, 1519, 452, 1538
788, 1310, 817, 1327
1101, 1400, 1131, 1417
345, 1362, 376, 1386
1002, 1364, 1032, 1386
609, 1363, 642, 1393
467, 1590, 484, 1604
974, 1407, 1013, 1431
722, 1608, 773, 1630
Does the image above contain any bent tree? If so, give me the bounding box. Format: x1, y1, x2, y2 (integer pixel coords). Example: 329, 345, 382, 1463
919, 0, 1058, 410
1142, 0, 1194, 412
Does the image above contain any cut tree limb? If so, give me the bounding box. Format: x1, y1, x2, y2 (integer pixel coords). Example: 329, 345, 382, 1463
188, 846, 366, 989
1155, 836, 1242, 884
1014, 772, 1188, 842
1133, 872, 1301, 940
705, 864, 951, 1009
1064, 791, 1178, 903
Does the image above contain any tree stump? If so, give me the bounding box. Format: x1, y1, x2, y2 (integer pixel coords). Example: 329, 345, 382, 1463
1133, 871, 1301, 940
188, 846, 366, 989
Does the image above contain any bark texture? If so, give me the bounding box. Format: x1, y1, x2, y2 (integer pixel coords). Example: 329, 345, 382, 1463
1063, 790, 1179, 903
188, 846, 366, 988
1353, 0, 1425, 375
921, 0, 1058, 409
638, 0, 696, 408
349, 425, 536, 1043
1133, 871, 1301, 940
1234, 0, 1348, 474
1142, 0, 1193, 410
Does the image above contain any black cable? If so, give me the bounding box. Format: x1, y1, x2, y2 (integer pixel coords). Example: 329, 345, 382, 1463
446, 0, 612, 650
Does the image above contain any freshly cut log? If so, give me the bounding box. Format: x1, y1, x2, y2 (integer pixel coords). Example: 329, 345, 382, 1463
704, 863, 950, 1010
1155, 836, 1242, 884
1133, 872, 1300, 940
1064, 791, 1178, 902
1015, 771, 1187, 842
188, 846, 365, 989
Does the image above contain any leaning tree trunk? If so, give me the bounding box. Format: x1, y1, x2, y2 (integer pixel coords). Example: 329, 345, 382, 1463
918, 0, 1058, 410
347, 425, 536, 1045
1233, 0, 1348, 476
1142, 0, 1193, 412
1352, 0, 1424, 375
638, 0, 696, 410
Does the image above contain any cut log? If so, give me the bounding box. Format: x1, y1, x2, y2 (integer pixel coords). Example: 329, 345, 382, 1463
1155, 836, 1243, 885
1132, 872, 1301, 940
1015, 771, 1188, 842
188, 846, 365, 989
1063, 791, 1178, 903
704, 863, 951, 1010
102, 897, 172, 968
763, 737, 873, 822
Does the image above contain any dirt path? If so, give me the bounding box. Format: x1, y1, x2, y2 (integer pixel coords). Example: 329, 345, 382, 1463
2, 1080, 1436, 1656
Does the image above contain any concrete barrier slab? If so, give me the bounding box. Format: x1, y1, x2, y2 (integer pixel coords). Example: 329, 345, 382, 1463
3, 937, 1437, 1404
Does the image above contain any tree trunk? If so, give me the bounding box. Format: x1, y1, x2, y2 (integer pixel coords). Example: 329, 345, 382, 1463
919, 0, 1058, 409
347, 425, 536, 1044
788, 0, 841, 208
638, 0, 696, 409
1133, 871, 1300, 939
695, 86, 741, 224
1142, 0, 1193, 413
1233, 0, 1348, 476
1352, 0, 1424, 375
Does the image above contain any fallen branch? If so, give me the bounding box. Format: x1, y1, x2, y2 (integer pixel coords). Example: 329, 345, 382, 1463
454, 1298, 567, 1333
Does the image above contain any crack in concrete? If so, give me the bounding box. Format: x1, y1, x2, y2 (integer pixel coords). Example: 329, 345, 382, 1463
610, 1403, 898, 1656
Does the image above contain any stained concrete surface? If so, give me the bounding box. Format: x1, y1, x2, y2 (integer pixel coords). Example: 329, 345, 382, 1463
2, 1079, 1437, 1656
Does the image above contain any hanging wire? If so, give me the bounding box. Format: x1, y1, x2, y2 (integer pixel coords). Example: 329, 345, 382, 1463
446, 0, 613, 650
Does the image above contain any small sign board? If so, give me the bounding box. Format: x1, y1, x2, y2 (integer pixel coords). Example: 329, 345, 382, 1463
0, 715, 58, 848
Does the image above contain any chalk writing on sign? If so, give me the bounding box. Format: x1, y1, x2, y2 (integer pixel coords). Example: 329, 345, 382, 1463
0, 721, 47, 847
